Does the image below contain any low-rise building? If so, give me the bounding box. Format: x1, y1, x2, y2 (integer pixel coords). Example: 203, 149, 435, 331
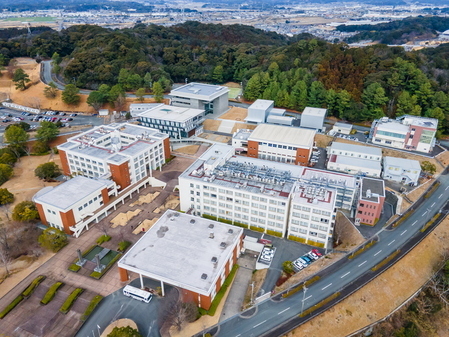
327, 142, 382, 177
137, 103, 205, 138
118, 211, 243, 310
300, 107, 327, 132
370, 115, 438, 153
382, 156, 421, 186
356, 177, 385, 226
169, 82, 229, 115
245, 99, 273, 124
129, 103, 161, 116
247, 124, 316, 165
57, 123, 170, 190
33, 176, 118, 234
330, 122, 353, 135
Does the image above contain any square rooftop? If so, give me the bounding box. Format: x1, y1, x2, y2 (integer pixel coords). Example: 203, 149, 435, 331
137, 104, 204, 123
360, 177, 385, 202
118, 211, 243, 295
249, 124, 316, 148
169, 82, 229, 101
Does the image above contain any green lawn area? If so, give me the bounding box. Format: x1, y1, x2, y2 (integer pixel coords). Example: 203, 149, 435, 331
3, 17, 56, 22
228, 87, 242, 99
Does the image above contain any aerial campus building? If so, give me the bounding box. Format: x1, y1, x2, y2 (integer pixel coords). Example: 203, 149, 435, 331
57, 123, 170, 190
232, 124, 316, 166
300, 107, 327, 132
245, 99, 294, 126
137, 103, 205, 138
118, 211, 243, 310
169, 82, 229, 115
382, 156, 421, 186
369, 115, 438, 153
179, 144, 356, 247
355, 177, 385, 226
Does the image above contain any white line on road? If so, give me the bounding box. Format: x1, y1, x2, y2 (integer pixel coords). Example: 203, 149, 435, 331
235, 335, 241, 337
431, 202, 436, 207
388, 240, 395, 246
322, 283, 332, 290
412, 221, 417, 226
374, 250, 382, 256
422, 211, 427, 216
446, 186, 449, 191
439, 194, 443, 199
253, 320, 267, 328
358, 261, 367, 267
278, 307, 291, 315
401, 230, 407, 236
302, 295, 312, 301
341, 272, 350, 278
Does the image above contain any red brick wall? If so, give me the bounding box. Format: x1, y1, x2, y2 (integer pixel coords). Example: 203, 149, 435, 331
295, 148, 310, 165
59, 150, 71, 175
35, 203, 47, 226
108, 162, 131, 190
163, 137, 171, 160
59, 209, 76, 234
118, 268, 129, 282
101, 188, 110, 204
247, 140, 259, 158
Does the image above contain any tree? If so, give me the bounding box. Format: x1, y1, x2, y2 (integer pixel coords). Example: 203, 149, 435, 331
107, 326, 142, 337
43, 82, 58, 99
51, 52, 62, 65
125, 112, 132, 120
362, 82, 388, 114
212, 65, 224, 83
36, 121, 59, 144
4, 125, 29, 154
62, 84, 81, 106
0, 245, 12, 277
421, 161, 436, 177
143, 72, 152, 89
135, 88, 146, 102
396, 91, 421, 117
0, 164, 13, 186
12, 201, 39, 222
38, 227, 68, 252
12, 68, 30, 90
159, 289, 197, 331
282, 261, 294, 275
108, 84, 125, 107
32, 140, 50, 154
35, 162, 61, 180
87, 91, 106, 112
6, 121, 31, 132
308, 81, 327, 108
152, 82, 164, 103
0, 188, 14, 206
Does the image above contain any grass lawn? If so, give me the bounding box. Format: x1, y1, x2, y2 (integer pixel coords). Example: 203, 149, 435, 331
3, 17, 56, 22
228, 87, 242, 99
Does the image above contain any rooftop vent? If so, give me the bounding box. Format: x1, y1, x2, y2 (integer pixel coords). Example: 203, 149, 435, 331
228, 229, 233, 234
174, 212, 180, 217
220, 242, 227, 248
190, 219, 196, 224
211, 257, 218, 263
209, 231, 214, 239
208, 224, 214, 229
201, 273, 208, 280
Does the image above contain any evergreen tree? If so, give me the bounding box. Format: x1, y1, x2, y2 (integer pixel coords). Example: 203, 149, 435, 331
308, 81, 326, 107
62, 84, 80, 106
212, 65, 224, 83
396, 91, 422, 116
152, 82, 164, 103
12, 68, 30, 90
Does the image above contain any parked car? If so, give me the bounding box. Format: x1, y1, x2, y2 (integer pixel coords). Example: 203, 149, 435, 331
302, 255, 313, 264
307, 251, 319, 260
2, 119, 10, 123
70, 113, 77, 117
312, 249, 322, 257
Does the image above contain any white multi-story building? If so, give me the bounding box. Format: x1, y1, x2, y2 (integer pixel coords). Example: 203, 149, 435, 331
169, 82, 229, 115
57, 123, 170, 190
382, 156, 421, 186
137, 103, 205, 138
327, 142, 382, 177
179, 144, 356, 245
33, 176, 118, 234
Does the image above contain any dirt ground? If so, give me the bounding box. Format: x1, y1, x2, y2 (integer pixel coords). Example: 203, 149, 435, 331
129, 191, 160, 207
203, 119, 222, 131
110, 209, 142, 228
174, 145, 200, 155
284, 216, 449, 337
231, 122, 257, 133
334, 212, 365, 251
220, 107, 248, 121
242, 269, 268, 310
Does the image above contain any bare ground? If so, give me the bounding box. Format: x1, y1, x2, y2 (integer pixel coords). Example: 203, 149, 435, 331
220, 107, 248, 121
174, 145, 200, 155
334, 211, 365, 251
242, 269, 268, 310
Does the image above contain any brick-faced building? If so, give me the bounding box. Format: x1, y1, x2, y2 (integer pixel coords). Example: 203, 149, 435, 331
118, 211, 243, 310
356, 177, 385, 226
57, 123, 170, 190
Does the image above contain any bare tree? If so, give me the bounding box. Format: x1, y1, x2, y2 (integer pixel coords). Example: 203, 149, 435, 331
0, 222, 10, 251
158, 289, 198, 331
0, 246, 12, 277
97, 221, 110, 236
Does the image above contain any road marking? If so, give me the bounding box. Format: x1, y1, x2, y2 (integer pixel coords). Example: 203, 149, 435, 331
388, 240, 395, 246
439, 194, 443, 199
411, 221, 417, 226
321, 283, 332, 290
253, 320, 267, 328
341, 272, 350, 278
431, 202, 436, 207
401, 230, 407, 236
374, 250, 382, 256
278, 307, 291, 315
422, 211, 427, 216
446, 186, 449, 191
235, 335, 241, 337
358, 261, 367, 267
302, 295, 312, 301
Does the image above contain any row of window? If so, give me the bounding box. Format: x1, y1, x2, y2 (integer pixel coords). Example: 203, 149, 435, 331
290, 219, 329, 232
78, 195, 103, 212
289, 229, 327, 239
259, 143, 298, 151
331, 151, 380, 161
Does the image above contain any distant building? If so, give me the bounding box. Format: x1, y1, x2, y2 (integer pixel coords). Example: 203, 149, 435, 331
118, 211, 243, 310
330, 122, 353, 135
57, 123, 170, 190
247, 124, 316, 165
356, 177, 385, 226
169, 82, 229, 115
369, 115, 438, 153
129, 103, 161, 116
137, 103, 205, 138
231, 129, 253, 153
245, 99, 294, 125
300, 107, 327, 132
33, 176, 118, 235
326, 142, 382, 177
382, 156, 421, 186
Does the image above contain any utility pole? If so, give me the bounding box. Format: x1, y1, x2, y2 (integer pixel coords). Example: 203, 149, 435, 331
301, 283, 308, 316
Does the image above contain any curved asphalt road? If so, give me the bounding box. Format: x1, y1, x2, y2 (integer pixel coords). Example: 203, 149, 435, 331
198, 172, 449, 337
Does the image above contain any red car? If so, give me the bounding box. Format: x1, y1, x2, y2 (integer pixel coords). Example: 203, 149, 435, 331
312, 249, 323, 257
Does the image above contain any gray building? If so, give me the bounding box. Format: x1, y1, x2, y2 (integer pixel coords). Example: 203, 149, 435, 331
169, 82, 229, 115
300, 107, 327, 132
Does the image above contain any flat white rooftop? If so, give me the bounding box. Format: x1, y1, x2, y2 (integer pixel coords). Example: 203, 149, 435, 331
169, 82, 229, 101
292, 184, 336, 211
33, 176, 112, 210
302, 107, 327, 117
383, 156, 421, 170
249, 99, 274, 111
333, 155, 382, 171
249, 124, 316, 148
138, 104, 204, 123
118, 211, 243, 295
376, 121, 409, 134
330, 142, 382, 157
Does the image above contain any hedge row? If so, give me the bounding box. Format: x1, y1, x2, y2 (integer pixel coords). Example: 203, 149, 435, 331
60, 288, 84, 314
299, 291, 341, 317
420, 213, 441, 233
81, 295, 103, 321
282, 276, 321, 299
348, 240, 377, 259
96, 235, 111, 244
41, 282, 64, 305
22, 275, 46, 298
371, 250, 401, 272
0, 295, 24, 319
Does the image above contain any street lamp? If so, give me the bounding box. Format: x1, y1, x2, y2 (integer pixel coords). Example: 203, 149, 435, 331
250, 282, 255, 305
301, 283, 308, 316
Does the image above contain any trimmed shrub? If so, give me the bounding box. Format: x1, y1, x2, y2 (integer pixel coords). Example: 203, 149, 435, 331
41, 282, 64, 305
60, 288, 84, 314
348, 240, 377, 259
118, 241, 131, 252
22, 275, 46, 298
96, 235, 111, 244
266, 229, 282, 237
249, 226, 264, 233
68, 264, 81, 272
0, 295, 24, 319
81, 295, 103, 321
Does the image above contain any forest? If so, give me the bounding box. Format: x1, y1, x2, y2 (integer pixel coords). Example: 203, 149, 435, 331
0, 21, 449, 134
